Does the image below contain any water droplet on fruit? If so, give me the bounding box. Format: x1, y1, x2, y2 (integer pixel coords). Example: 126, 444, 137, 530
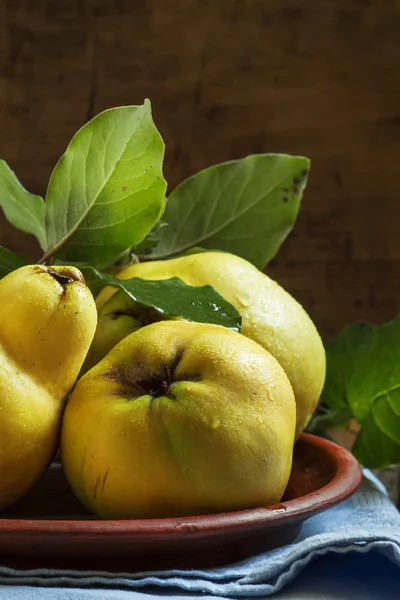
211, 417, 221, 430
237, 295, 252, 308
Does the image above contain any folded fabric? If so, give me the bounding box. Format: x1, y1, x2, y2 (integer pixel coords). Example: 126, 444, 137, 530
0, 470, 399, 599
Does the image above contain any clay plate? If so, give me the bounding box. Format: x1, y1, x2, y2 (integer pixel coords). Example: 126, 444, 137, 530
0, 433, 362, 571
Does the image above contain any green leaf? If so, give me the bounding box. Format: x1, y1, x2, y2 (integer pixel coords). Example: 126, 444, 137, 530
133, 220, 167, 257
306, 405, 353, 437
352, 412, 400, 469
150, 154, 310, 269
44, 100, 166, 265
0, 246, 29, 279
321, 317, 400, 468
88, 268, 242, 332
179, 247, 208, 257
0, 161, 46, 250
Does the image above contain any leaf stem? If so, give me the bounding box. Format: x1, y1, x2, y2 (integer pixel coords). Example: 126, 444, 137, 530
136, 254, 161, 263
37, 238, 66, 264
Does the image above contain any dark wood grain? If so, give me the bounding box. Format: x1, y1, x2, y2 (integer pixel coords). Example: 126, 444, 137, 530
1, 0, 400, 338
0, 433, 362, 571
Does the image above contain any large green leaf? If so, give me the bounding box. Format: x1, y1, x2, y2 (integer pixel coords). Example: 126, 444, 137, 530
321, 317, 400, 468
149, 154, 310, 269
0, 246, 29, 279
44, 100, 166, 265
0, 161, 46, 250
88, 269, 242, 332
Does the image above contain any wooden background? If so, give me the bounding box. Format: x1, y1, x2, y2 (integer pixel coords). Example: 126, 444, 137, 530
1, 0, 399, 340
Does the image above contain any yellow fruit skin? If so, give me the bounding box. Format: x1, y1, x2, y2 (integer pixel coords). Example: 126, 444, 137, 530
0, 265, 97, 512
94, 252, 326, 437
82, 289, 143, 373
61, 320, 296, 519
82, 289, 179, 373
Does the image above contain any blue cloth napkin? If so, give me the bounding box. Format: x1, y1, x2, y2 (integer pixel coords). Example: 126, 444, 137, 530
1, 470, 399, 599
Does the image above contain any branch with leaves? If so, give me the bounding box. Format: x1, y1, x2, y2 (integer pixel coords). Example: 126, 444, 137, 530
0, 100, 308, 334
307, 318, 400, 469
